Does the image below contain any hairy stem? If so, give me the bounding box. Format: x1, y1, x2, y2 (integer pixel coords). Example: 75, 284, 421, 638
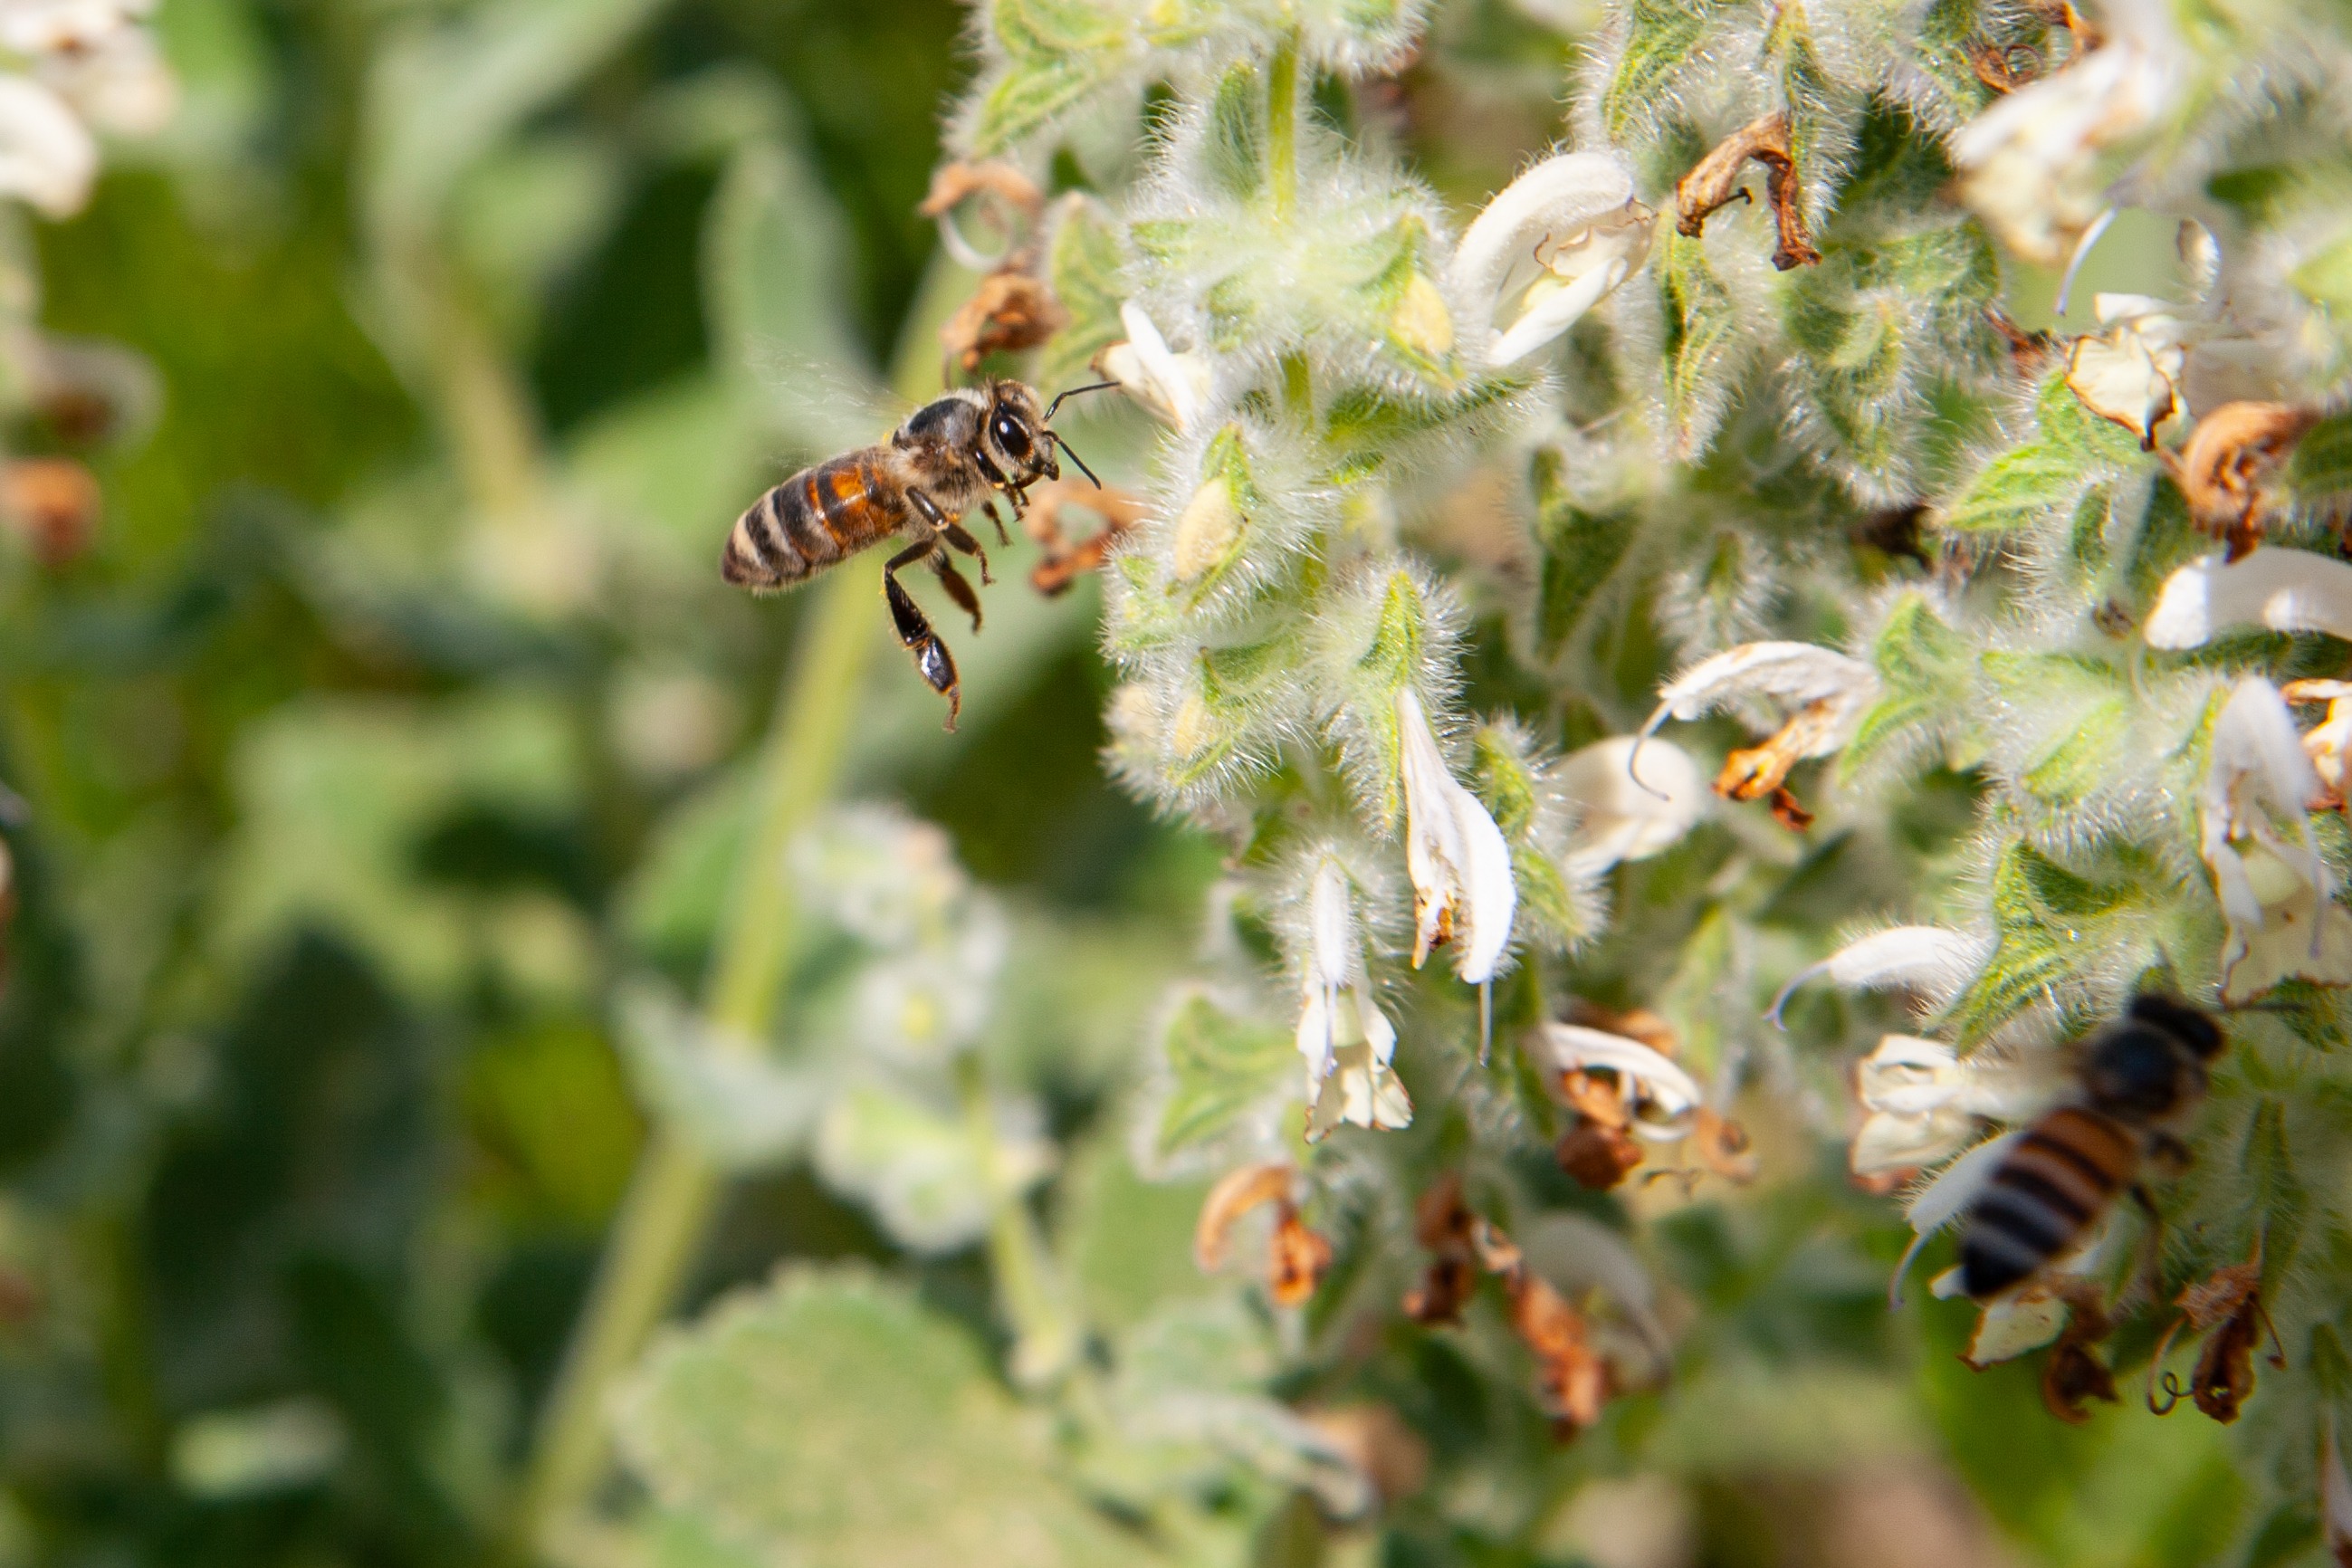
1267, 29, 1301, 225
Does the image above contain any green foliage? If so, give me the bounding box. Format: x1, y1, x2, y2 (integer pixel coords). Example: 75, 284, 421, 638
617, 1267, 1136, 1566
1940, 376, 2145, 535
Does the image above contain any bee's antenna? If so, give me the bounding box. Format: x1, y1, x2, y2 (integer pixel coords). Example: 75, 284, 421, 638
1044, 380, 1120, 421
1047, 430, 1104, 489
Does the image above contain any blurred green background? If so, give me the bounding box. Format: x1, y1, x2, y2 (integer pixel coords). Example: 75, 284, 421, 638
0, 2, 2263, 1565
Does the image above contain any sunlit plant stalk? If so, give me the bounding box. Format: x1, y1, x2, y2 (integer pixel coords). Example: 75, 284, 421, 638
510, 259, 975, 1554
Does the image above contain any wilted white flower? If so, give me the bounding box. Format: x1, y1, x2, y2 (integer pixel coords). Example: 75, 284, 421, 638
2145, 548, 2352, 649
1097, 301, 1211, 430
1556, 734, 1705, 874
2200, 677, 2352, 1003
1525, 1021, 1700, 1140
0, 73, 91, 215
39, 23, 174, 136
1850, 1035, 2043, 1178
1639, 641, 1880, 805
1297, 857, 1410, 1141
2065, 297, 2185, 447
1949, 28, 2175, 267
1396, 687, 1515, 983
0, 0, 149, 55
1768, 924, 1991, 1026
1446, 149, 1652, 367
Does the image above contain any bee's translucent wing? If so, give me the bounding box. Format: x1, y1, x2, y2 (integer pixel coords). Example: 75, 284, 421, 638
735, 344, 907, 464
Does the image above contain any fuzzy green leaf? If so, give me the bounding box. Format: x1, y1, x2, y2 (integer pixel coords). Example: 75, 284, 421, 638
1146, 989, 1295, 1162
1659, 229, 1745, 461
963, 0, 1135, 156
1601, 0, 1727, 142
2288, 409, 2352, 507
1944, 840, 2160, 1041
1529, 447, 1634, 663
1039, 197, 1130, 394
1841, 593, 1972, 776
616, 1267, 1134, 1568
1939, 376, 2142, 534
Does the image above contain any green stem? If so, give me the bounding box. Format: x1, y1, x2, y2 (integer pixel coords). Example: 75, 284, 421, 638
955, 1053, 1078, 1388
510, 569, 873, 1554
1267, 29, 1301, 225
508, 253, 974, 1561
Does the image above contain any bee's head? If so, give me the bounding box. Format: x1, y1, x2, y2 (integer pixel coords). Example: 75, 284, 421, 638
981, 382, 1055, 485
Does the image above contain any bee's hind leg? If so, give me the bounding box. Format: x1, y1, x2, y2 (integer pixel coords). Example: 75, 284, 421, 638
883, 541, 961, 731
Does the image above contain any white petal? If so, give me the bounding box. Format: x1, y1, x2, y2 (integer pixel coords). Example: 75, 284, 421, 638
1856, 1034, 1962, 1115
1644, 641, 1879, 731
1964, 1292, 2072, 1366
1487, 206, 1652, 366
2145, 549, 2352, 649
1110, 301, 1208, 430
1850, 1108, 1975, 1178
1354, 983, 1397, 1067
2066, 326, 2175, 444
0, 73, 94, 217
1306, 858, 1356, 995
1398, 688, 1471, 963
1768, 925, 1988, 1024
1556, 734, 1705, 871
1525, 1022, 1701, 1118
2217, 840, 2352, 1004
1447, 150, 1638, 329
1448, 784, 1516, 984
1296, 987, 1334, 1089
1306, 1038, 1413, 1141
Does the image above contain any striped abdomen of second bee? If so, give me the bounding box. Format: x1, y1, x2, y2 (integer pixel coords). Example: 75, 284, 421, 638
1958, 1104, 2141, 1299
722, 449, 905, 590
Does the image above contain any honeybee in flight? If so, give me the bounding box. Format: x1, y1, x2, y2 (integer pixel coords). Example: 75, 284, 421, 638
1955, 993, 2225, 1301
722, 378, 1109, 729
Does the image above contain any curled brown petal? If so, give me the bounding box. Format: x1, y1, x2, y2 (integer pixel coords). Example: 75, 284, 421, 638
1270, 1208, 1335, 1307
2189, 1299, 2261, 1423
1673, 111, 1820, 271
2, 458, 100, 569
1510, 1272, 1610, 1433
1692, 1107, 1759, 1184
917, 159, 1046, 223
940, 269, 1069, 375
1194, 1162, 1296, 1271
1023, 480, 1147, 596
2165, 401, 2319, 561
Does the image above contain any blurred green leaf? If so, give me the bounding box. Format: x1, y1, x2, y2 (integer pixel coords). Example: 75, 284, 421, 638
615, 1266, 1139, 1566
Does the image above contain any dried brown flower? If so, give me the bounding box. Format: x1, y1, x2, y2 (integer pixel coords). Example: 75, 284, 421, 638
1022, 479, 1146, 596
1195, 1161, 1334, 1306
1673, 112, 1820, 271
2148, 1248, 2280, 1421
2040, 1294, 2118, 1425
1302, 1404, 1429, 1504
941, 269, 1069, 375
1556, 1118, 1645, 1190
2165, 401, 2319, 561
2, 457, 100, 568
1403, 1172, 1478, 1323
1270, 1208, 1335, 1307
1510, 1271, 1610, 1433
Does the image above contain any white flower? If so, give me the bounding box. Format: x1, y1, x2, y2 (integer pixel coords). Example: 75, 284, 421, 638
1296, 858, 1410, 1141
1446, 150, 1652, 367
1850, 1035, 2043, 1178
1395, 687, 1515, 983
2145, 548, 2352, 649
1555, 735, 1705, 874
1525, 1021, 1700, 1140
1768, 924, 1991, 1027
1638, 641, 1879, 805
2200, 678, 2352, 1003
1097, 301, 1210, 431
0, 73, 92, 216
0, 0, 147, 55
1949, 30, 2174, 267
40, 24, 175, 136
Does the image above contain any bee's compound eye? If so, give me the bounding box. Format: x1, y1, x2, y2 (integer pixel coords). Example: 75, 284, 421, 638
991, 411, 1033, 462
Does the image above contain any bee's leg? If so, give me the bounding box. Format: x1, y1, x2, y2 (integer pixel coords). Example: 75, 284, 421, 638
939, 521, 994, 587
928, 549, 984, 633
907, 487, 994, 585
988, 493, 1015, 548
883, 540, 960, 731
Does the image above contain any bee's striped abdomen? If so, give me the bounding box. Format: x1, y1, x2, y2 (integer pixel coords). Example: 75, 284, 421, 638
1958, 1104, 2139, 1300
722, 451, 899, 590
